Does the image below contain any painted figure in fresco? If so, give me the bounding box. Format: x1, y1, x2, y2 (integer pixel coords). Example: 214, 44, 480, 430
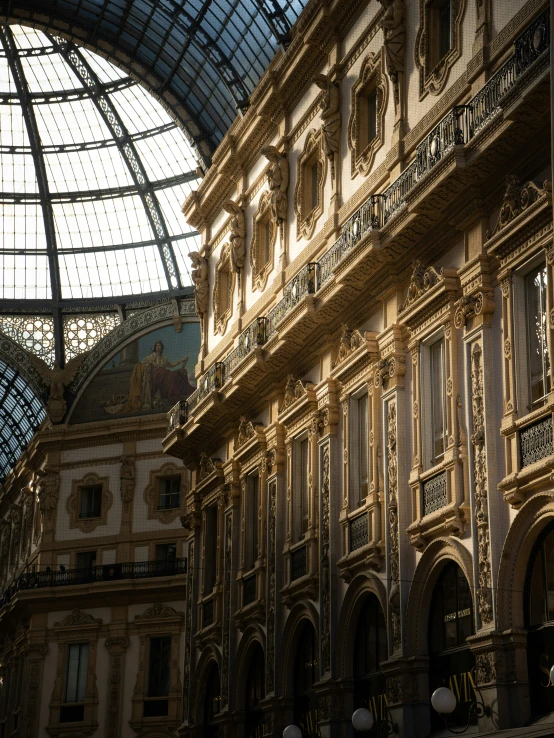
117, 340, 193, 413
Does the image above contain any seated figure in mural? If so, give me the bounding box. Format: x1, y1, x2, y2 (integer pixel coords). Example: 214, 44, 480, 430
121, 340, 193, 412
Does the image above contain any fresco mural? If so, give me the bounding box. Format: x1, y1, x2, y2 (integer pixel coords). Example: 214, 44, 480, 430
70, 322, 200, 424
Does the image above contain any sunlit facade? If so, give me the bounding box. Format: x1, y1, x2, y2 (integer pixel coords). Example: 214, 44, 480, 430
0, 1, 552, 738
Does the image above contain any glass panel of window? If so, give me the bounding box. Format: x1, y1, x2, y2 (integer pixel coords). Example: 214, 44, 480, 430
204, 505, 218, 593
429, 563, 473, 654
158, 476, 181, 510
79, 485, 102, 519
438, 0, 452, 61
300, 438, 310, 536
367, 89, 377, 145
75, 551, 96, 569
245, 643, 265, 711
65, 643, 89, 703
526, 264, 550, 410
247, 475, 259, 570
430, 337, 447, 462
293, 622, 319, 738
204, 663, 221, 726
358, 393, 369, 506
156, 543, 177, 562
310, 161, 318, 211
147, 636, 171, 697
264, 221, 271, 266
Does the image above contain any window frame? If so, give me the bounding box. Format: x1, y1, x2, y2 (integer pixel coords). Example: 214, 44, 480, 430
78, 484, 102, 520
64, 642, 90, 705
157, 475, 181, 511
421, 329, 448, 470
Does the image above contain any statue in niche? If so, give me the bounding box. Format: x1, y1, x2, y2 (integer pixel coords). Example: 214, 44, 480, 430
189, 251, 209, 318
261, 146, 289, 230
379, 0, 405, 109
314, 74, 341, 181
223, 201, 246, 275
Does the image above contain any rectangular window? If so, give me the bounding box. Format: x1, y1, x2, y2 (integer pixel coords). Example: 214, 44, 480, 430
300, 438, 310, 536
65, 643, 89, 703
310, 161, 319, 211
204, 505, 218, 593
79, 485, 101, 519
358, 393, 369, 506
147, 636, 171, 697
75, 551, 96, 569
437, 0, 452, 61
220, 269, 230, 313
156, 543, 177, 562
430, 337, 447, 462
247, 475, 259, 570
158, 476, 181, 510
526, 264, 551, 409
367, 89, 377, 145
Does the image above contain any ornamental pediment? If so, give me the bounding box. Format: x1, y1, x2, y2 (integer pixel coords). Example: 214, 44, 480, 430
234, 416, 266, 458
399, 262, 460, 330
331, 324, 379, 382
277, 375, 317, 426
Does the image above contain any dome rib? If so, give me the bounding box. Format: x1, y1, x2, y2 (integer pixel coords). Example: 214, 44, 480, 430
51, 33, 183, 292
0, 26, 60, 312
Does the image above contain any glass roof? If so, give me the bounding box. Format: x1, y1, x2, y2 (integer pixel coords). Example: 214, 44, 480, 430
0, 357, 46, 482
0, 24, 202, 304
5, 0, 309, 162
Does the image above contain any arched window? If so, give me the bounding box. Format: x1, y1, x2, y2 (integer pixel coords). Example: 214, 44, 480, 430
203, 662, 221, 738
526, 522, 554, 716
428, 562, 475, 732
293, 622, 319, 738
245, 643, 265, 738
353, 595, 387, 734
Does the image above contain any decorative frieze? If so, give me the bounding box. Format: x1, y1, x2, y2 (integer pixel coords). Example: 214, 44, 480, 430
320, 443, 331, 675
471, 343, 493, 626
387, 400, 401, 651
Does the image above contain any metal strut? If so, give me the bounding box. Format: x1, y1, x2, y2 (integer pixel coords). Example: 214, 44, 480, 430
50, 33, 184, 292
0, 25, 64, 364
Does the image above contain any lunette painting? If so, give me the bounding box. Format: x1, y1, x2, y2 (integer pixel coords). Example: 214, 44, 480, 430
70, 322, 200, 424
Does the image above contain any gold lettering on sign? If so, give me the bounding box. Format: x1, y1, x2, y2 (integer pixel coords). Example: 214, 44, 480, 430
449, 671, 476, 703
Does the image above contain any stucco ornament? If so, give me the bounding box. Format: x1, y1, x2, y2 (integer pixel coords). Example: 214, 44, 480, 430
120, 456, 135, 504
189, 250, 209, 320
223, 200, 246, 274
379, 0, 405, 109
27, 351, 89, 423
313, 74, 341, 181
261, 146, 289, 229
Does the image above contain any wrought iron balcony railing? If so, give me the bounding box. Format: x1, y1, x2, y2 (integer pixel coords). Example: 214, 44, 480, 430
0, 557, 187, 607
186, 361, 223, 416
422, 471, 448, 516
290, 544, 307, 581
520, 415, 554, 468
349, 512, 369, 552
167, 399, 188, 433
222, 318, 267, 381
166, 10, 549, 434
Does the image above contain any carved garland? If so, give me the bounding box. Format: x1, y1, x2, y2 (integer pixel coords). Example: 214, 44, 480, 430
387, 400, 401, 651
266, 478, 277, 693
471, 343, 493, 625
415, 0, 466, 98
294, 128, 326, 240
250, 190, 277, 292
347, 51, 388, 177
320, 443, 331, 674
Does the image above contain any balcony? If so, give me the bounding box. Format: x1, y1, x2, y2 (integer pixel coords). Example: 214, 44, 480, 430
0, 557, 187, 608
165, 9, 550, 445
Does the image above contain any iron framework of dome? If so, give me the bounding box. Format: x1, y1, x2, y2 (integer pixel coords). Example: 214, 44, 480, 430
1, 0, 309, 164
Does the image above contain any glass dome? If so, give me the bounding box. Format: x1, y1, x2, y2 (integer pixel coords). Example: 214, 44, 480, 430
0, 24, 201, 304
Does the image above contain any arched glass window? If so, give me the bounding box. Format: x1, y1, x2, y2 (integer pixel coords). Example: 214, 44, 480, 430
203, 662, 221, 738
526, 522, 554, 716
293, 622, 319, 738
353, 595, 387, 734
429, 562, 473, 654
245, 643, 265, 738
428, 563, 475, 732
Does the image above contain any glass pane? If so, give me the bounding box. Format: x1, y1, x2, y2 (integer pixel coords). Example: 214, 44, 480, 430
300, 439, 310, 534
526, 265, 550, 408
358, 394, 369, 494
65, 644, 80, 702
430, 338, 445, 459
368, 90, 377, 143
77, 644, 89, 702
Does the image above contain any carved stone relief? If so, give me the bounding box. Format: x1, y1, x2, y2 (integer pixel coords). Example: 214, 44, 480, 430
320, 443, 331, 674
266, 478, 277, 693
471, 343, 493, 626
313, 74, 340, 182
387, 400, 401, 651
221, 513, 232, 708
487, 176, 550, 238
